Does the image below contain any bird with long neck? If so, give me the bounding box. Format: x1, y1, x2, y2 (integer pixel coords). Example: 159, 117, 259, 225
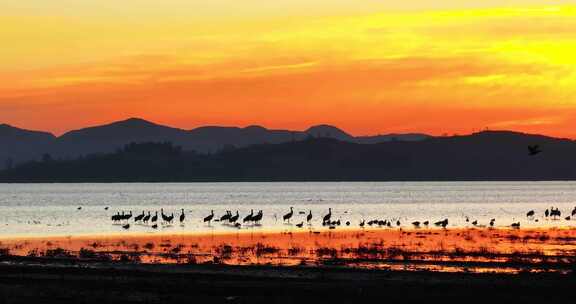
179, 209, 185, 224
204, 210, 214, 224
283, 207, 293, 222
161, 208, 168, 222
134, 211, 144, 222
243, 210, 254, 223
220, 211, 231, 222
323, 208, 332, 223
229, 211, 239, 223
143, 211, 151, 223
252, 210, 263, 224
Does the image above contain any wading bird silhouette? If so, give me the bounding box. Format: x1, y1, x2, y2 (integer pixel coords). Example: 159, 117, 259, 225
180, 209, 185, 224
204, 210, 214, 224
323, 208, 332, 224
283, 207, 294, 222
243, 210, 254, 223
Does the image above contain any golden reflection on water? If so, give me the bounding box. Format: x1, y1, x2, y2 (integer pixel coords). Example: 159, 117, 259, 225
1, 227, 575, 274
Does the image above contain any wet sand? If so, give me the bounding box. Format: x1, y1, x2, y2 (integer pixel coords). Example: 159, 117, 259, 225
1, 226, 576, 273
1, 227, 576, 303
2, 261, 575, 304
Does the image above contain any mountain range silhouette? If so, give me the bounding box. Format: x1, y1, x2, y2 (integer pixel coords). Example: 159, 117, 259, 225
0, 118, 429, 169
1, 118, 576, 181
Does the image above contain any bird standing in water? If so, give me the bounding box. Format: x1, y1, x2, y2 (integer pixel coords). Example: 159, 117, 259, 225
180, 209, 185, 224
204, 210, 214, 224
283, 207, 294, 222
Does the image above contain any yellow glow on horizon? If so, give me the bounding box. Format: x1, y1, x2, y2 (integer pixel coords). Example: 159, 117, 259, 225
1, 1, 576, 137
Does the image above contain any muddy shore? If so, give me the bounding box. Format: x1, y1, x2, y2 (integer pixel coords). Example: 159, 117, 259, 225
1, 227, 576, 303
0, 257, 575, 303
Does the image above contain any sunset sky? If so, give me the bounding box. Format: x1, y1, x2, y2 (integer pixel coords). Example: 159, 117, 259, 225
1, 0, 576, 137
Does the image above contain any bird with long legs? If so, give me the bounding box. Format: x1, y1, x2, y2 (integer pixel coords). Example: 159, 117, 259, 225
229, 211, 239, 223
161, 209, 169, 223
204, 210, 214, 224
111, 212, 121, 223
323, 208, 332, 224
551, 208, 561, 219
142, 211, 151, 224
252, 210, 263, 225
179, 209, 185, 224
134, 211, 145, 223
220, 211, 231, 222
165, 213, 174, 225
283, 207, 294, 223
307, 210, 313, 224
243, 210, 254, 223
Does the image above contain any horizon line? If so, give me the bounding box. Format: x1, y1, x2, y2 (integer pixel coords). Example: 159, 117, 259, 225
1, 116, 573, 140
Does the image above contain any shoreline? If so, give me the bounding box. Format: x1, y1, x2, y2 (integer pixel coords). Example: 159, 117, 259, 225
0, 225, 573, 241
1, 259, 574, 303
4, 178, 576, 183
1, 226, 576, 302
2, 226, 575, 274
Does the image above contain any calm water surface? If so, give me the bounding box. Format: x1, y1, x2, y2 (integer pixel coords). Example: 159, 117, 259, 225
0, 182, 575, 237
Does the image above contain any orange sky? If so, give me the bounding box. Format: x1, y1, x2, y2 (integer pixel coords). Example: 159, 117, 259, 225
1, 1, 576, 137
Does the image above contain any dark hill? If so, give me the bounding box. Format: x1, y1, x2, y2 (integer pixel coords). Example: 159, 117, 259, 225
0, 124, 56, 169
0, 118, 432, 169
305, 125, 353, 141
57, 118, 189, 156
2, 131, 576, 182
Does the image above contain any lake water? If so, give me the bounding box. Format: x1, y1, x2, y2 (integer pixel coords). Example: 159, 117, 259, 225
0, 182, 575, 237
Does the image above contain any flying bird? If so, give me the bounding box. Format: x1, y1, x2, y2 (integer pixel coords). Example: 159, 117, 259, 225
528, 145, 542, 156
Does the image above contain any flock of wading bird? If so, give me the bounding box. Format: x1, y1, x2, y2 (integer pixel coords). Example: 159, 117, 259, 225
108, 205, 576, 231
